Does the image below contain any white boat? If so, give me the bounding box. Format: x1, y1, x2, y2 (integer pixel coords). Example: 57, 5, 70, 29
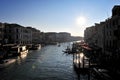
0, 59, 16, 68
10, 45, 28, 56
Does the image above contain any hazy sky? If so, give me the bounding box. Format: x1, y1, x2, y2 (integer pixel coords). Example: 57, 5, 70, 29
0, 0, 120, 36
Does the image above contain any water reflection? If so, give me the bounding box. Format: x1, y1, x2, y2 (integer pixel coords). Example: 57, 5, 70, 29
16, 53, 28, 65
76, 73, 91, 80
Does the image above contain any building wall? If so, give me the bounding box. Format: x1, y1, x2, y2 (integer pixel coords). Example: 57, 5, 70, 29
0, 23, 5, 44
27, 27, 41, 44
1, 23, 32, 45
84, 26, 96, 46
57, 32, 71, 42
84, 5, 120, 56
43, 32, 72, 43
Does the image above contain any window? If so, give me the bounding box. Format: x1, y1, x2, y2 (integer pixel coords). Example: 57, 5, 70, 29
16, 29, 19, 33
16, 35, 19, 39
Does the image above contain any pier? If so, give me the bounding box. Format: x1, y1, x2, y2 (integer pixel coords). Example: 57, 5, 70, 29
73, 52, 90, 71
71, 42, 114, 80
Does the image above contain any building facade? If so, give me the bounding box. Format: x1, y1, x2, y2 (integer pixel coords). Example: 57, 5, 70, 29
0, 23, 5, 44
84, 5, 120, 54
84, 5, 120, 68
27, 27, 41, 44
0, 23, 32, 45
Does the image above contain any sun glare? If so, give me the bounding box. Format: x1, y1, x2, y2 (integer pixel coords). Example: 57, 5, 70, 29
76, 16, 86, 26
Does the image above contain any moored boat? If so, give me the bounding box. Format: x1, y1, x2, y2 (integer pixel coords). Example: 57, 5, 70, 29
10, 45, 28, 56
30, 44, 41, 50
63, 46, 72, 54
0, 59, 16, 68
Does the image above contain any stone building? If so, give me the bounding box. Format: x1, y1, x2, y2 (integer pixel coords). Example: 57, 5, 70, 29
84, 5, 120, 68
57, 32, 71, 42
0, 23, 32, 45
103, 5, 120, 55
26, 27, 41, 44
84, 5, 120, 54
43, 32, 71, 44
0, 23, 5, 44
44, 32, 57, 43
84, 26, 96, 45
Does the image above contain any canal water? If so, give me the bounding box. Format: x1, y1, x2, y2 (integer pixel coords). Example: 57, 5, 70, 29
0, 42, 96, 80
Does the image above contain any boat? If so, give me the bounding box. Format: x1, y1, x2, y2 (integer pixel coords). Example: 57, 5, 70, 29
91, 68, 112, 80
10, 45, 28, 56
58, 44, 61, 47
26, 44, 33, 50
0, 59, 16, 68
63, 46, 72, 54
30, 44, 41, 50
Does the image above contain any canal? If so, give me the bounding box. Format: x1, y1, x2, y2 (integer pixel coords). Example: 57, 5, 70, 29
0, 42, 97, 80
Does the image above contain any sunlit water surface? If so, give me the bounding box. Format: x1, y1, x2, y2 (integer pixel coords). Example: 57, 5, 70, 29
0, 42, 96, 80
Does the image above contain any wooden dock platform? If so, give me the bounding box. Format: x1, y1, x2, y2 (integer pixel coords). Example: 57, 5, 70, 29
73, 52, 90, 74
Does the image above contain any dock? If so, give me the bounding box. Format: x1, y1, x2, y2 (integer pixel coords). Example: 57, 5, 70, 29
73, 52, 90, 73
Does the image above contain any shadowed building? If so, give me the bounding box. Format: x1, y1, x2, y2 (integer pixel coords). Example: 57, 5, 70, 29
0, 23, 5, 44
0, 23, 32, 45
26, 27, 41, 44
84, 5, 120, 69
